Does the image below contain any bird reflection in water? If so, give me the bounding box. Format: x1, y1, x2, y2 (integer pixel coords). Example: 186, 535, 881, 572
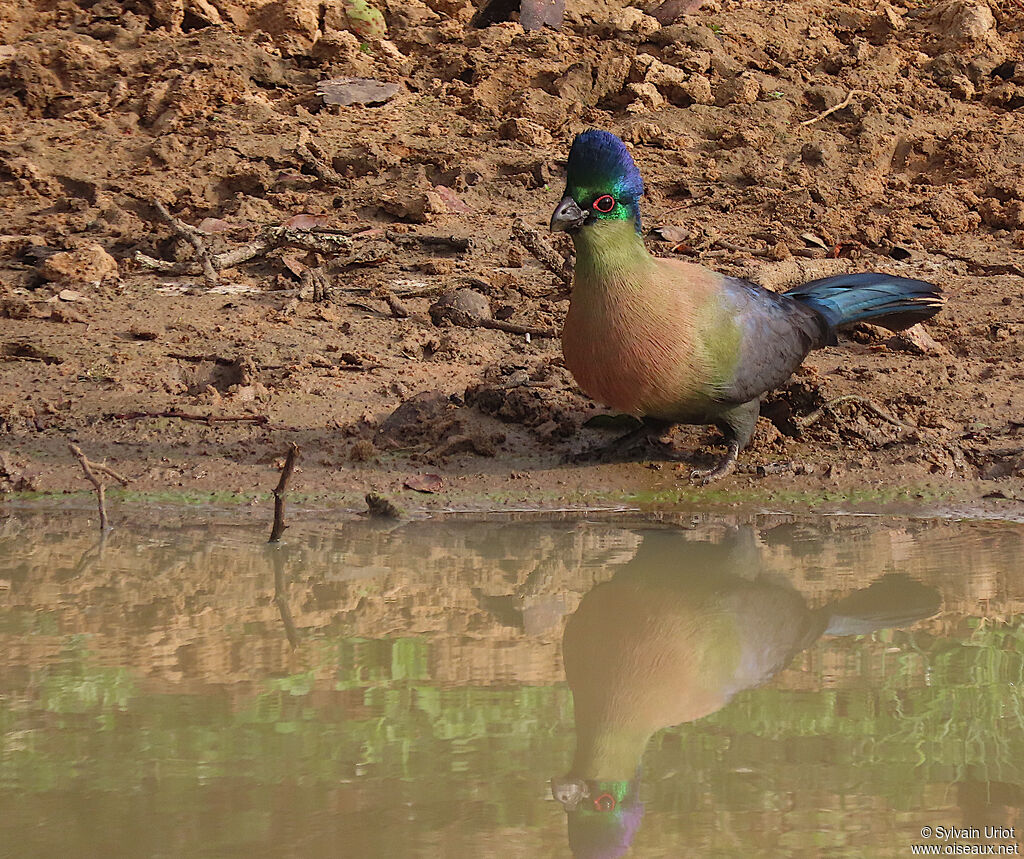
550, 527, 942, 858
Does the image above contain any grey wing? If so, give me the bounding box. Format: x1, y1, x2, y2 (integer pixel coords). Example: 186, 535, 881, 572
714, 277, 830, 405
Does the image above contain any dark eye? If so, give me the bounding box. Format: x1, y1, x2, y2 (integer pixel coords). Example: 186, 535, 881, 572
592, 195, 615, 213
593, 793, 616, 812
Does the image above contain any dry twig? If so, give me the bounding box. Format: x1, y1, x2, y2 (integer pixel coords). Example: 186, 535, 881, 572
384, 230, 472, 252
295, 139, 347, 187
68, 442, 130, 532
134, 226, 355, 277
269, 443, 299, 543
797, 394, 913, 431
153, 200, 220, 285
512, 218, 573, 286
479, 317, 558, 338
800, 90, 873, 126
374, 287, 411, 318
110, 410, 270, 425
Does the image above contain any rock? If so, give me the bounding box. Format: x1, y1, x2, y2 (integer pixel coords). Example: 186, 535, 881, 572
429, 289, 492, 327
39, 243, 118, 287
591, 56, 631, 104
648, 22, 722, 53
609, 6, 660, 36
150, 0, 184, 29
626, 81, 666, 113
682, 73, 714, 105
250, 0, 321, 53
800, 141, 838, 166
886, 324, 949, 356
380, 191, 445, 223
633, 54, 693, 105
834, 7, 872, 31
627, 122, 691, 151
868, 3, 905, 44
985, 83, 1024, 111
553, 63, 593, 104
926, 1, 1002, 51
312, 28, 374, 73
498, 117, 552, 146
378, 390, 450, 438
949, 74, 975, 100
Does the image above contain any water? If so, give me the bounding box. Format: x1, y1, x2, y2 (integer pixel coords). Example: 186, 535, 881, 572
1, 509, 1023, 857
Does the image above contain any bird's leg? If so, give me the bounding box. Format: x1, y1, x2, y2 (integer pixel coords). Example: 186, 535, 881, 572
686, 401, 758, 483
689, 439, 740, 483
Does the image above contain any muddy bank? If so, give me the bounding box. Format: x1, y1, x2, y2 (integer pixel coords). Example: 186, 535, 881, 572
1, 0, 1023, 510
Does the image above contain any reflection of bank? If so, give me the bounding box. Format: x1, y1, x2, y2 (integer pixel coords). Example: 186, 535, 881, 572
551, 529, 942, 859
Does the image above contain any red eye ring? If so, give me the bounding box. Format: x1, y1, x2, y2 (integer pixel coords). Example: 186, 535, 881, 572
593, 793, 616, 812
592, 195, 615, 213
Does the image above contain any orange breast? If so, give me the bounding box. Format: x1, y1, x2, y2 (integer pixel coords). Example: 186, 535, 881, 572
562, 271, 706, 418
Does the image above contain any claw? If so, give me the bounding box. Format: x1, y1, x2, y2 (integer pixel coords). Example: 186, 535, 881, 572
688, 440, 740, 483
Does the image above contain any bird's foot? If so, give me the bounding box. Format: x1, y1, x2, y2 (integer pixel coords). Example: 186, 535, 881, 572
687, 441, 740, 484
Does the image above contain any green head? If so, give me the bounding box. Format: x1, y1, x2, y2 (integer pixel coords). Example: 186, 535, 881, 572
550, 130, 645, 236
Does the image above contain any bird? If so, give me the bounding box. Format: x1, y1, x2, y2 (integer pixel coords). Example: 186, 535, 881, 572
550, 528, 942, 858
550, 129, 945, 481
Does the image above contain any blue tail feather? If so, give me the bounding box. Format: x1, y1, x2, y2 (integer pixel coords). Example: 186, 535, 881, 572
785, 272, 943, 332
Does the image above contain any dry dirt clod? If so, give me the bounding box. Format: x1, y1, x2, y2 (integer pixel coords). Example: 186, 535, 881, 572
39, 243, 118, 287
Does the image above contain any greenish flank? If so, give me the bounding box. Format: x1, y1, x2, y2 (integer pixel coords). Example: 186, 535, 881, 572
695, 296, 743, 387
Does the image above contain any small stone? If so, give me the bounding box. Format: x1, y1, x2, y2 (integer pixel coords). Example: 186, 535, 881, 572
627, 122, 690, 151
949, 74, 975, 100
429, 288, 491, 327
800, 142, 828, 166
39, 243, 118, 286
635, 55, 695, 106
506, 89, 566, 130
886, 324, 949, 356
380, 191, 445, 223
250, 0, 322, 52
